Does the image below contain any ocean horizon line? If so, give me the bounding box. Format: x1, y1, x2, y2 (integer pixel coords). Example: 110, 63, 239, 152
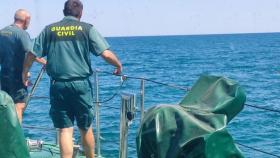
105, 31, 280, 38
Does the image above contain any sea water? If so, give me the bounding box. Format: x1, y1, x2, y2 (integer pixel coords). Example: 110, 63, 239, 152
23, 33, 280, 158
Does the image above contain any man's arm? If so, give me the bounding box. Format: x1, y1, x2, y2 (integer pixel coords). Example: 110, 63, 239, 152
88, 26, 122, 74
101, 50, 122, 75
22, 52, 36, 86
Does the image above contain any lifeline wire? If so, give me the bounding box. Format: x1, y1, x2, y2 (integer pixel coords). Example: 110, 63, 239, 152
96, 69, 280, 114
31, 70, 280, 115
95, 69, 190, 91
237, 143, 280, 158
92, 76, 126, 104
245, 103, 280, 114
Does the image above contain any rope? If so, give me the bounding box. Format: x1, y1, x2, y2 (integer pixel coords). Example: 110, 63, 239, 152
245, 104, 280, 114
96, 70, 280, 114
137, 77, 190, 91
101, 105, 120, 110
237, 143, 280, 158
93, 78, 126, 104
30, 77, 126, 103
95, 70, 190, 91
28, 70, 280, 115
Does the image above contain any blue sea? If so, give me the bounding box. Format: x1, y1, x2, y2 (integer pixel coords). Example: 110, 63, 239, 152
24, 33, 280, 158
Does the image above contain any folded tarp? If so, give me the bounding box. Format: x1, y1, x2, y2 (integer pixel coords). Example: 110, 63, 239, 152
136, 75, 246, 158
0, 90, 30, 158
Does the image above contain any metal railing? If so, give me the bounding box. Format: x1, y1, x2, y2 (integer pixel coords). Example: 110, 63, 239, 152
119, 93, 136, 158
92, 69, 280, 158
92, 69, 189, 158
94, 72, 102, 158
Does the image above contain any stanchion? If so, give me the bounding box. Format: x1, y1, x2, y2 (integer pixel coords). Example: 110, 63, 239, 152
119, 93, 136, 158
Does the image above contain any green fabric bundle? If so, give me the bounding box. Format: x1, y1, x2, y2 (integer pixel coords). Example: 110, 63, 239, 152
137, 75, 246, 158
0, 90, 30, 158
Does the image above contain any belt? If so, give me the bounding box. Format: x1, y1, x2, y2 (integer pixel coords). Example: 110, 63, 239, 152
51, 76, 89, 83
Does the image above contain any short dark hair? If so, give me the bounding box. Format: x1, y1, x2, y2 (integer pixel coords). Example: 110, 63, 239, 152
63, 0, 83, 17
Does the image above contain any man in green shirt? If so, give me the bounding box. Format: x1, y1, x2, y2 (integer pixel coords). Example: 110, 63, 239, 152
0, 9, 46, 124
22, 1, 122, 158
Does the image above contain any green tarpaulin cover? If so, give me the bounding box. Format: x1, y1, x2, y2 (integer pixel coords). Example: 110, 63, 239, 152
0, 90, 30, 158
136, 75, 246, 158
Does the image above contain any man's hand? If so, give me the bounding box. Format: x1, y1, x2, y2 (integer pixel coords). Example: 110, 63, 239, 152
101, 50, 122, 75
22, 52, 36, 86
35, 57, 47, 65
114, 66, 122, 75
22, 71, 29, 87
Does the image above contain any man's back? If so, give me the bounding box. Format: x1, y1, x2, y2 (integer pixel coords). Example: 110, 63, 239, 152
0, 25, 30, 86
34, 16, 110, 80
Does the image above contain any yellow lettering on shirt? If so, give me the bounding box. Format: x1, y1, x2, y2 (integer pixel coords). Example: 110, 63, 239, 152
51, 27, 56, 32
57, 31, 75, 37
0, 31, 13, 37
51, 25, 82, 37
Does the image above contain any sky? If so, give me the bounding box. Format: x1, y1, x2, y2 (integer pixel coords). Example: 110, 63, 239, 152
1, 0, 280, 37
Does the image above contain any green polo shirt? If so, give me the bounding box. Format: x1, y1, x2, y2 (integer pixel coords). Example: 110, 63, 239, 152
33, 16, 110, 80
0, 24, 32, 83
